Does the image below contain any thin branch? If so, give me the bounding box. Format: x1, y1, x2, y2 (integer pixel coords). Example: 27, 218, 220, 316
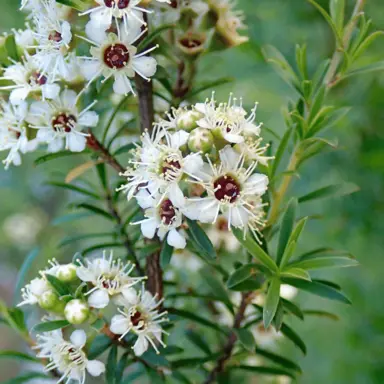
204, 292, 254, 384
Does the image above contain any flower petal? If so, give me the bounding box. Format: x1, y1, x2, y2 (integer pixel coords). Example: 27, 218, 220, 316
70, 329, 87, 348
86, 360, 106, 377
133, 335, 149, 356
167, 229, 186, 249
88, 289, 110, 309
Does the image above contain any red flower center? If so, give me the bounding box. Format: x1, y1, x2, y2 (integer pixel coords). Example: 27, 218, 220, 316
104, 43, 130, 69
104, 0, 130, 9
214, 175, 241, 203
130, 310, 145, 330
160, 199, 177, 225
48, 31, 62, 43
29, 71, 47, 86
52, 113, 77, 133
162, 158, 181, 180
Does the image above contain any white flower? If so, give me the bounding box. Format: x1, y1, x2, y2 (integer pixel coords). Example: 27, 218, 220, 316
183, 146, 269, 235
196, 93, 261, 144
13, 26, 36, 50
18, 277, 51, 306
135, 193, 187, 249
32, 0, 72, 78
234, 136, 273, 167
81, 26, 157, 95
35, 329, 105, 384
251, 322, 282, 348
119, 127, 204, 208
76, 251, 144, 309
0, 101, 38, 169
0, 52, 60, 105
207, 216, 240, 252
28, 89, 98, 153
110, 285, 168, 356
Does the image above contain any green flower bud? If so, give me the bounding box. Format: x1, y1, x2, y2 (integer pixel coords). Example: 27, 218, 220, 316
57, 263, 77, 282
38, 290, 59, 310
64, 299, 89, 325
176, 110, 203, 132
188, 128, 214, 154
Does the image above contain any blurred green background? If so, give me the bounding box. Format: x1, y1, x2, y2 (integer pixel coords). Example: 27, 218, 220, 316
0, 0, 383, 383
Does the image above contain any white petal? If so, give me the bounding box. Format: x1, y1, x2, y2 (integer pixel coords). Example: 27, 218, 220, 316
47, 137, 64, 153
169, 183, 185, 208
133, 335, 149, 356
42, 83, 60, 100
70, 329, 87, 348
76, 267, 95, 282
78, 111, 99, 127
170, 130, 189, 149
229, 206, 249, 227
167, 229, 186, 249
184, 154, 204, 175
67, 134, 86, 152
121, 287, 139, 305
61, 89, 77, 109
61, 21, 72, 45
110, 314, 129, 335
88, 289, 110, 309
86, 360, 106, 377
132, 56, 157, 78
247, 173, 269, 195
10, 87, 30, 105
113, 74, 133, 95
141, 218, 158, 239
81, 60, 102, 81
219, 145, 240, 169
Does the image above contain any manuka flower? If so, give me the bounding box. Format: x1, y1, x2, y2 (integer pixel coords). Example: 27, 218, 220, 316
110, 285, 168, 356
76, 251, 144, 309
81, 24, 158, 95
35, 329, 105, 384
28, 89, 98, 153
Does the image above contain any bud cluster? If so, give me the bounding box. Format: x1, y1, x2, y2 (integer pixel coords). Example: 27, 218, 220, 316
119, 93, 272, 248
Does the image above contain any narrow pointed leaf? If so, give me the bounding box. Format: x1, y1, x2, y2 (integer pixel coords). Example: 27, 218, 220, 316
186, 218, 216, 259
106, 344, 118, 384
33, 320, 70, 333
263, 277, 281, 328
281, 267, 311, 281
281, 323, 307, 354
234, 328, 256, 352
160, 241, 174, 268
288, 256, 358, 270
256, 348, 302, 373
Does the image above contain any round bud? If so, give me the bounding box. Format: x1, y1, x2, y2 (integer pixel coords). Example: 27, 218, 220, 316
176, 110, 203, 132
57, 263, 77, 282
64, 299, 89, 325
38, 290, 59, 310
188, 128, 214, 154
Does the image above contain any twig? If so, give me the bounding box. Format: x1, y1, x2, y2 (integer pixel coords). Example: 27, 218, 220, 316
204, 292, 254, 384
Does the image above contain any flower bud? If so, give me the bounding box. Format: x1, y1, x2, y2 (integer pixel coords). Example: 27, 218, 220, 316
57, 263, 77, 282
38, 290, 59, 310
188, 128, 214, 154
177, 110, 203, 132
64, 299, 89, 325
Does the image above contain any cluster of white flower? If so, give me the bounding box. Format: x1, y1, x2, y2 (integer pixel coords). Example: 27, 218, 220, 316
0, 0, 167, 168
19, 251, 167, 383
119, 94, 272, 248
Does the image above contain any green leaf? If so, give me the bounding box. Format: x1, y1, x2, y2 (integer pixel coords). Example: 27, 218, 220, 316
307, 106, 350, 137
47, 181, 101, 200
2, 372, 50, 384
169, 308, 227, 334
307, 0, 343, 47
113, 143, 137, 156
45, 274, 70, 296
52, 212, 93, 225
200, 269, 232, 307
232, 228, 278, 273
234, 328, 256, 353
13, 247, 40, 306
226, 264, 264, 291
271, 127, 293, 177
256, 348, 302, 373
281, 298, 304, 320
281, 267, 311, 281
76, 203, 114, 221
263, 277, 281, 328
34, 150, 87, 165
137, 24, 176, 51
186, 329, 212, 355
282, 278, 351, 304
281, 323, 307, 354
115, 352, 130, 384
186, 218, 216, 259
59, 232, 113, 248
231, 365, 296, 379
33, 320, 70, 333
187, 77, 234, 99
81, 243, 124, 256
106, 344, 118, 384
273, 300, 284, 331
88, 335, 113, 360
5, 34, 19, 61
298, 183, 359, 203
330, 0, 345, 32
276, 198, 298, 265
171, 353, 221, 369
0, 350, 39, 363
302, 309, 339, 321
0, 302, 28, 337
56, 0, 87, 11
297, 247, 352, 261
279, 241, 297, 270
351, 31, 384, 61
288, 256, 358, 270
160, 240, 174, 268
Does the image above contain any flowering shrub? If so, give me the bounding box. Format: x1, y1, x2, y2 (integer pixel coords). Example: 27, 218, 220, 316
0, 0, 381, 383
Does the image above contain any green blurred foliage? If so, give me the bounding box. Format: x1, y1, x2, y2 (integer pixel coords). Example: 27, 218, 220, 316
0, 0, 383, 383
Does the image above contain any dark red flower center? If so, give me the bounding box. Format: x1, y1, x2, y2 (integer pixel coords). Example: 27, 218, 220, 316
162, 158, 181, 180
52, 113, 77, 133
180, 37, 203, 49
130, 310, 145, 329
104, 43, 130, 69
49, 31, 62, 43
29, 71, 47, 86
170, 0, 178, 8
160, 199, 176, 225
214, 175, 241, 203
104, 0, 130, 9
